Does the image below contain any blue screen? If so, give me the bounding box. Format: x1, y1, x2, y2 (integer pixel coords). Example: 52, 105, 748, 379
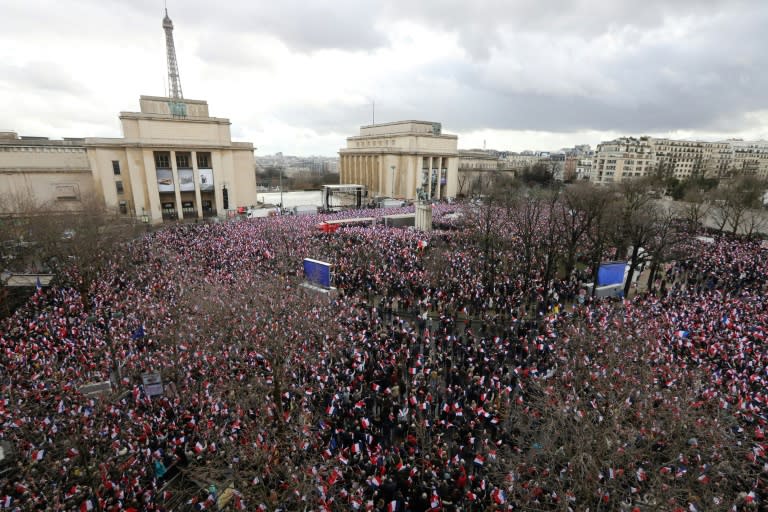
303, 258, 332, 288
597, 262, 626, 286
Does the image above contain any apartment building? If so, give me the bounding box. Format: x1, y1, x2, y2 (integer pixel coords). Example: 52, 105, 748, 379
592, 137, 655, 184
592, 137, 768, 184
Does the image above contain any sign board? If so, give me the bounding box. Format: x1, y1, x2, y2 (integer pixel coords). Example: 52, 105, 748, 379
597, 262, 627, 286
303, 258, 332, 288
79, 380, 112, 397
142, 372, 164, 397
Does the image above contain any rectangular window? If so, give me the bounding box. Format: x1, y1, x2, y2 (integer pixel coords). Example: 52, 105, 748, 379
119, 201, 127, 214
154, 152, 170, 168
116, 181, 124, 194
176, 153, 191, 169
112, 160, 121, 175
197, 152, 211, 168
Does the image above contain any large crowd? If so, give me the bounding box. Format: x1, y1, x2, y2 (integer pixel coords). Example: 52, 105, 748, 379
1, 203, 766, 511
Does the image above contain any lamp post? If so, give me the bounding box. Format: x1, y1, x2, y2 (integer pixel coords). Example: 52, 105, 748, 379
390, 165, 396, 198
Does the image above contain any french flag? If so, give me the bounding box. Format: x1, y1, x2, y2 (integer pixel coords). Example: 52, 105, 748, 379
491, 488, 506, 504
387, 500, 398, 512
360, 418, 370, 429
31, 449, 45, 461
430, 491, 442, 509
352, 442, 362, 454
473, 455, 485, 466
80, 499, 94, 512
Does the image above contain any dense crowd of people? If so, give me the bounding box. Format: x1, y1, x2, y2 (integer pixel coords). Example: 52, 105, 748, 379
0, 203, 766, 511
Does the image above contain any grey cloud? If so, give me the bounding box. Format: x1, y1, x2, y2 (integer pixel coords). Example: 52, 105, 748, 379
0, 63, 86, 95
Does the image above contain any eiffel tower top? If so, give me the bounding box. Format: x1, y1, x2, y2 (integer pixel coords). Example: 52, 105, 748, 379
162, 9, 183, 100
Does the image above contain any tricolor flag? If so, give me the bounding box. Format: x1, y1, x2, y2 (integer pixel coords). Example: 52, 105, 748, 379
80, 499, 94, 512
326, 405, 335, 416
194, 442, 204, 454
328, 469, 342, 486
31, 449, 45, 461
430, 491, 442, 509
387, 500, 398, 512
352, 442, 362, 454
473, 455, 485, 466
360, 418, 370, 429
491, 488, 506, 504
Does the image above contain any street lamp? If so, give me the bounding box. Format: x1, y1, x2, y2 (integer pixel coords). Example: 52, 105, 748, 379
390, 165, 396, 198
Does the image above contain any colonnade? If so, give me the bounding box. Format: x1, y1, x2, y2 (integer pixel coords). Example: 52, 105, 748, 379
340, 154, 383, 196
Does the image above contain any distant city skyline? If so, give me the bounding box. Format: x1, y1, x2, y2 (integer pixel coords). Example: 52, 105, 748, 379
2, 0, 767, 156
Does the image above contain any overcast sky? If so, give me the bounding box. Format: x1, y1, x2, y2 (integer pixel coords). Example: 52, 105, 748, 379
2, 0, 767, 156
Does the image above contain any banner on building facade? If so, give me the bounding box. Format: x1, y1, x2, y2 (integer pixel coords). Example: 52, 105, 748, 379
199, 169, 214, 191
156, 169, 174, 193
178, 169, 194, 192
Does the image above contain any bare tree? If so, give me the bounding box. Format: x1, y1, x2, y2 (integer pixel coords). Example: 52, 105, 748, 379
558, 182, 602, 278
491, 311, 760, 510
709, 177, 767, 235
680, 188, 711, 233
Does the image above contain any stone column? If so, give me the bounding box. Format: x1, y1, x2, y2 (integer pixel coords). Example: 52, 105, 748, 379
170, 151, 183, 220
427, 156, 433, 198
191, 151, 203, 218
436, 157, 442, 199
143, 150, 162, 224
